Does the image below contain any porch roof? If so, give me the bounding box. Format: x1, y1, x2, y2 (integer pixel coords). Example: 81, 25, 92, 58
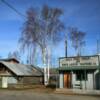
58, 65, 100, 71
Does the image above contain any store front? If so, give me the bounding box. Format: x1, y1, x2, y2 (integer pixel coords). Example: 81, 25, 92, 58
59, 55, 100, 90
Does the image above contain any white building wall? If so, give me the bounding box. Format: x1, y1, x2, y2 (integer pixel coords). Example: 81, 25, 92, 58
72, 73, 94, 90
81, 81, 86, 89
59, 73, 63, 88
86, 74, 93, 90
59, 72, 94, 90
72, 74, 81, 89
1, 77, 17, 88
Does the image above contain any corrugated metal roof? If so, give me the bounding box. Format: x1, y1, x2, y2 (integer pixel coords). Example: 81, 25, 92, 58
0, 61, 43, 76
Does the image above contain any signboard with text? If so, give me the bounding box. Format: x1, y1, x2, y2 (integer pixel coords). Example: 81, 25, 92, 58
60, 55, 99, 67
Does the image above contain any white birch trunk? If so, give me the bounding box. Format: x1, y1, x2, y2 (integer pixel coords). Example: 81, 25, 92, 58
43, 48, 48, 85
47, 47, 50, 82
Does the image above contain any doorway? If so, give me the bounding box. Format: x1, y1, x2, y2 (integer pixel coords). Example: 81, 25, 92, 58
64, 73, 71, 88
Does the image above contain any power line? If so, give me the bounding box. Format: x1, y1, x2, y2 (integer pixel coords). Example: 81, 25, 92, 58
1, 0, 26, 18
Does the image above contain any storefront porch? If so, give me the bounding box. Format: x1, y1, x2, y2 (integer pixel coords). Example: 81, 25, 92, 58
59, 66, 100, 90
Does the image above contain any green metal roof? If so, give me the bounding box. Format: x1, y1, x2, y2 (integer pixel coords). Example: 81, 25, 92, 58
58, 65, 100, 71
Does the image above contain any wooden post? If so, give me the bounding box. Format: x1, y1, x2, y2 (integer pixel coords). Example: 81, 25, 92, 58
71, 71, 73, 88
80, 73, 82, 89
84, 70, 87, 89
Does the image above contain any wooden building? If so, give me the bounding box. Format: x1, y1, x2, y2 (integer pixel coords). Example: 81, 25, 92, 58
58, 55, 100, 90
0, 58, 43, 88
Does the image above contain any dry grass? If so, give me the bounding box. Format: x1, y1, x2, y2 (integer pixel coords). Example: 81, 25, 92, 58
0, 85, 55, 94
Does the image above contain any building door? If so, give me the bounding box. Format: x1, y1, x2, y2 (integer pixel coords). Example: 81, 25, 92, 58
2, 77, 8, 88
95, 72, 100, 90
64, 73, 71, 88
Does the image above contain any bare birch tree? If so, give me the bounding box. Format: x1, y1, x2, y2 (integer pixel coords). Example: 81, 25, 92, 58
19, 5, 65, 85
69, 27, 86, 56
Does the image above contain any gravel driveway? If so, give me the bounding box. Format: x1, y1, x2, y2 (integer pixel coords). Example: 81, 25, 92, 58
0, 90, 99, 100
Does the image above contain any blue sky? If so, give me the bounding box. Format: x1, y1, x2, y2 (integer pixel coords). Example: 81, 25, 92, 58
0, 0, 100, 66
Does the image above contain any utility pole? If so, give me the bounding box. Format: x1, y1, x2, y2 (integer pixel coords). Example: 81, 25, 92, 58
96, 33, 100, 54
65, 40, 67, 57
97, 39, 100, 54
65, 32, 68, 57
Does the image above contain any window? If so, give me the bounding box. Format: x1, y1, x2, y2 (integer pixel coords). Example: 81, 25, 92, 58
76, 71, 87, 81
62, 64, 68, 66
66, 58, 72, 61
82, 57, 90, 60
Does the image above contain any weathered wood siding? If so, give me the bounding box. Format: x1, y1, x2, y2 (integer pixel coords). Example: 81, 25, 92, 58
17, 76, 44, 85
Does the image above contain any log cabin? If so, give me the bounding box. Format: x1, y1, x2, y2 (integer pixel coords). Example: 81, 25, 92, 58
0, 58, 43, 88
